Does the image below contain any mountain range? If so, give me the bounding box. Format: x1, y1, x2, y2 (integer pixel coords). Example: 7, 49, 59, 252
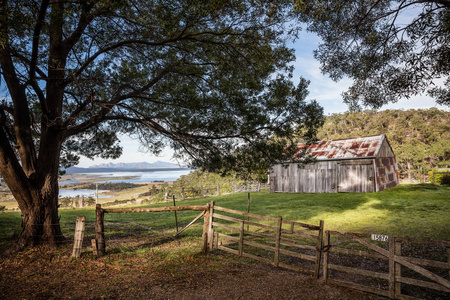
88, 161, 181, 169
65, 161, 186, 174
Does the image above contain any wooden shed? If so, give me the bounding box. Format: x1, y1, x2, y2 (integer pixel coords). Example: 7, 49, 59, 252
270, 134, 399, 193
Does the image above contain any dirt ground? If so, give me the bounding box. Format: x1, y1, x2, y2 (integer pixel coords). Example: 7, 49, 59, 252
0, 243, 384, 300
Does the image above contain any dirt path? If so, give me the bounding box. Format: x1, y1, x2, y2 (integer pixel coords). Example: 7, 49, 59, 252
0, 247, 383, 300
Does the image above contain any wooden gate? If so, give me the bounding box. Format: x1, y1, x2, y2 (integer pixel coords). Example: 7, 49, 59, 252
207, 203, 324, 278
338, 161, 375, 193
323, 231, 450, 299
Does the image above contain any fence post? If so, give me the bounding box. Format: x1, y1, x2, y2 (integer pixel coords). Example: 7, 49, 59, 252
395, 238, 402, 298
91, 239, 98, 256
95, 204, 105, 256
314, 220, 324, 279
208, 200, 215, 249
172, 195, 179, 232
202, 203, 211, 255
72, 216, 86, 258
181, 187, 186, 200
389, 236, 395, 298
323, 231, 330, 283
247, 193, 251, 230
217, 182, 220, 196
274, 216, 282, 267
239, 220, 244, 256
448, 246, 450, 281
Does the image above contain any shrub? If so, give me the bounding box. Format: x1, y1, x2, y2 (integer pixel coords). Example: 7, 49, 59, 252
428, 168, 450, 184
441, 174, 450, 185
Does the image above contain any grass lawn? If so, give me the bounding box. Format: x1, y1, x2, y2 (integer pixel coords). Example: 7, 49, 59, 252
0, 183, 448, 252
0, 183, 448, 300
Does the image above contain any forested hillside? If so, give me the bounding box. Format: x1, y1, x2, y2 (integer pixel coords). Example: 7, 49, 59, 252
316, 108, 449, 181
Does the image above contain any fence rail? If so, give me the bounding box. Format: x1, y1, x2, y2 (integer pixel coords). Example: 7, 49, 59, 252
323, 230, 450, 299
209, 203, 324, 278
91, 201, 450, 299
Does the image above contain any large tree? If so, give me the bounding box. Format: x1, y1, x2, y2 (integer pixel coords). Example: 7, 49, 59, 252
296, 0, 450, 108
0, 0, 321, 251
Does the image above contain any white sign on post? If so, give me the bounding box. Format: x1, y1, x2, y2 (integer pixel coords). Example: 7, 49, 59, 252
371, 234, 389, 242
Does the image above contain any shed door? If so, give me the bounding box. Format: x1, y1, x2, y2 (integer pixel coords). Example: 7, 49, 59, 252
338, 162, 375, 193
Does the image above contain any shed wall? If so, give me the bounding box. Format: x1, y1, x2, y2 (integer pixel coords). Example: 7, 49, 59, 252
270, 161, 338, 193
375, 157, 399, 191
270, 136, 399, 193
376, 138, 396, 158
270, 158, 378, 193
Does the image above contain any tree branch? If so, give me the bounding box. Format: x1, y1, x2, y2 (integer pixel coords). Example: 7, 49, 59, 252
0, 104, 14, 116
0, 0, 37, 175
29, 0, 49, 116
63, 67, 171, 137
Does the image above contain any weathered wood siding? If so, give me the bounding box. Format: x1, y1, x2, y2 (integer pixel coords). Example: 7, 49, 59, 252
270, 161, 338, 193
270, 159, 376, 193
337, 160, 375, 193
376, 137, 396, 158
270, 137, 398, 193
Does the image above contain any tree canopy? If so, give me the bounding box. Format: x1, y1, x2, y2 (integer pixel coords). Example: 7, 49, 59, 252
0, 0, 322, 249
296, 0, 450, 109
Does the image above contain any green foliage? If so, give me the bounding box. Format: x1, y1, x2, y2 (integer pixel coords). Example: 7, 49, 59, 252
59, 197, 74, 208
85, 197, 96, 206
295, 0, 450, 108
1, 0, 319, 172
59, 196, 96, 208
317, 108, 450, 180
103, 198, 137, 207
138, 170, 251, 202
441, 174, 450, 185
428, 168, 450, 184
0, 0, 323, 247
80, 182, 145, 191
172, 169, 246, 195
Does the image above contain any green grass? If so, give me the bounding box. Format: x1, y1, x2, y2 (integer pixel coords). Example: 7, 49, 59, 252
0, 184, 449, 252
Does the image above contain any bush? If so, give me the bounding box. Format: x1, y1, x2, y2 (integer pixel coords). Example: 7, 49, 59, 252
428, 168, 450, 184
441, 174, 450, 185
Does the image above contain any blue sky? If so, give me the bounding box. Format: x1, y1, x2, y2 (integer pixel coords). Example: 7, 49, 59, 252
77, 31, 447, 167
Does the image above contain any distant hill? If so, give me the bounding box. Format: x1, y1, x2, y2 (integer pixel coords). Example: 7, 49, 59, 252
89, 161, 180, 169
316, 108, 449, 181
65, 161, 187, 174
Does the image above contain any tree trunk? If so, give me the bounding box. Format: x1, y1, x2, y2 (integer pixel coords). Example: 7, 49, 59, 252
0, 124, 65, 253
407, 162, 412, 182
7, 174, 64, 253
16, 194, 64, 250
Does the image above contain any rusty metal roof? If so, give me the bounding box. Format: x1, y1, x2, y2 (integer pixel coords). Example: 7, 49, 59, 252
296, 134, 385, 160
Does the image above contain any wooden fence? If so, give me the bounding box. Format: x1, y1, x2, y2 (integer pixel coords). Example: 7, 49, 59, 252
207, 201, 324, 278
232, 182, 265, 193
323, 231, 450, 299
94, 204, 209, 256
92, 202, 449, 299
